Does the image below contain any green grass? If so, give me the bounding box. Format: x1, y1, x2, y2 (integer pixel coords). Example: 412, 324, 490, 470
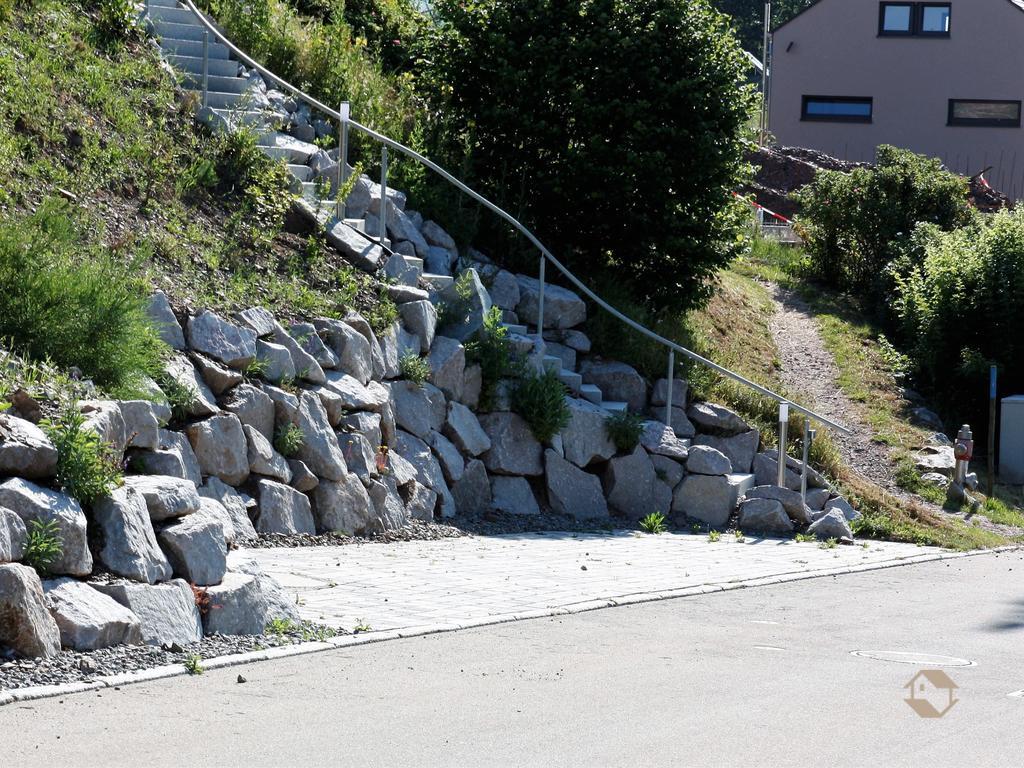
689, 237, 1014, 550
0, 0, 399, 392
43, 405, 124, 507
399, 351, 431, 386
273, 424, 305, 458
511, 368, 572, 443
639, 512, 667, 534
22, 518, 63, 574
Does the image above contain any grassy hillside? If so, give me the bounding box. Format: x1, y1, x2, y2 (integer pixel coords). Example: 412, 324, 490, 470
0, 0, 395, 399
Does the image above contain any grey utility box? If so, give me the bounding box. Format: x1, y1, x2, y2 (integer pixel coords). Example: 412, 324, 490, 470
999, 396, 1024, 484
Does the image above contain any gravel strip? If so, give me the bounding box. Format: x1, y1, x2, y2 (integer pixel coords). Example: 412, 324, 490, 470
0, 621, 342, 691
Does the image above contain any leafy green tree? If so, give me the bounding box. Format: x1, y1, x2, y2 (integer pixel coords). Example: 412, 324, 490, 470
712, 0, 814, 54
795, 145, 972, 298
423, 0, 756, 313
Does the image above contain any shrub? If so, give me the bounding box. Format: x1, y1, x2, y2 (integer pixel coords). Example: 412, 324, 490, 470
795, 145, 972, 298
424, 0, 755, 314
511, 368, 570, 443
94, 0, 140, 50
604, 410, 645, 453
23, 518, 63, 574
892, 208, 1024, 430
0, 202, 167, 391
399, 351, 431, 385
43, 406, 124, 507
465, 306, 518, 410
274, 423, 305, 457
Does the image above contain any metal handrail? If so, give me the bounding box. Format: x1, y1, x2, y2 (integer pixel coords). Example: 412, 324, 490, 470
173, 0, 852, 437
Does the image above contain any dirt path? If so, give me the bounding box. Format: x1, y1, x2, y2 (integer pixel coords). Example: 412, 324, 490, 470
768, 284, 1022, 538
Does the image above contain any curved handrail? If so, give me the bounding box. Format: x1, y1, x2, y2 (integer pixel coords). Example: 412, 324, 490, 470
174, 0, 852, 436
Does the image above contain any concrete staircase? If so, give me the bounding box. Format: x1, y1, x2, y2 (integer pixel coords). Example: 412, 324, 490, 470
147, 0, 682, 422
146, 0, 450, 290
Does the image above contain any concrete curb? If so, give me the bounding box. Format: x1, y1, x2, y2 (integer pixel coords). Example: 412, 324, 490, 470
1, 545, 1015, 707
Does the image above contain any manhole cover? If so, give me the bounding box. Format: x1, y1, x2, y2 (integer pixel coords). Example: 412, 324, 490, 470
850, 650, 976, 667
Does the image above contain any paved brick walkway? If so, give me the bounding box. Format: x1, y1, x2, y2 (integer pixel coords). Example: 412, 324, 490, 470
243, 532, 960, 635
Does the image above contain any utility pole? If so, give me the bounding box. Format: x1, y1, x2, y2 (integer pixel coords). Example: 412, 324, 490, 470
760, 2, 772, 146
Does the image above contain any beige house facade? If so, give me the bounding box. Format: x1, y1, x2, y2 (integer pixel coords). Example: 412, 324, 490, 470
769, 0, 1024, 198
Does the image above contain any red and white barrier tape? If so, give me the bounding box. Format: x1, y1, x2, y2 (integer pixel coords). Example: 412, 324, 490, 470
732, 192, 792, 224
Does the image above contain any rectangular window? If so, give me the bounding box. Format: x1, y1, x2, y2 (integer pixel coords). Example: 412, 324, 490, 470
802, 96, 874, 123
919, 4, 951, 35
879, 3, 914, 34
879, 2, 951, 36
948, 100, 1022, 127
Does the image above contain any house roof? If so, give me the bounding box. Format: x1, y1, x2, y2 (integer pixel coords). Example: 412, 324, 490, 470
774, 0, 1024, 33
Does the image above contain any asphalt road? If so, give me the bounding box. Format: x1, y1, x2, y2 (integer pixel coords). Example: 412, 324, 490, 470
3, 550, 1022, 767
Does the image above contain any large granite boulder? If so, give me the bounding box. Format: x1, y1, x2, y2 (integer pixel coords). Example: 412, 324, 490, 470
93, 485, 174, 584
545, 450, 608, 520
579, 362, 647, 412
93, 579, 203, 647
387, 380, 446, 440
807, 509, 854, 540
672, 474, 734, 528
490, 476, 540, 516
427, 431, 464, 484
161, 354, 219, 418
186, 413, 250, 486
516, 275, 586, 329
199, 477, 258, 543
402, 480, 438, 521
480, 413, 543, 476
244, 425, 292, 483
147, 290, 185, 350
0, 563, 61, 657
0, 478, 92, 577
311, 474, 373, 535
560, 398, 615, 468
0, 507, 27, 564
745, 485, 814, 525
314, 318, 373, 385
293, 391, 348, 481
157, 515, 228, 586
738, 498, 794, 534
450, 459, 491, 515
223, 384, 276, 440
687, 402, 750, 436
254, 479, 315, 535
428, 336, 466, 401
0, 414, 58, 479
437, 269, 492, 341
604, 446, 658, 520
44, 578, 143, 651
130, 429, 203, 487
399, 300, 437, 354
122, 475, 201, 522
692, 431, 760, 474
686, 445, 733, 476
639, 420, 689, 461
393, 431, 455, 517
444, 401, 491, 457
290, 321, 340, 371
186, 310, 257, 369
367, 477, 408, 533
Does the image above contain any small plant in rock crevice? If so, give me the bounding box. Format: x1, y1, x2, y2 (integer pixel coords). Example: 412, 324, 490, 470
794, 532, 816, 543
708, 529, 722, 543
184, 654, 204, 675
42, 406, 123, 507
511, 368, 571, 443
399, 351, 431, 386
465, 306, 519, 411
23, 518, 63, 575
157, 374, 198, 424
639, 512, 667, 535
604, 410, 645, 453
243, 356, 270, 380
274, 423, 305, 458
266, 617, 296, 636
819, 537, 839, 550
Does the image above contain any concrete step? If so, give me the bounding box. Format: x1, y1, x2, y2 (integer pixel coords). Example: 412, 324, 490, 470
541, 355, 562, 374
579, 384, 602, 405
159, 37, 231, 59
602, 401, 628, 413
501, 322, 528, 336
727, 473, 756, 507
558, 369, 582, 394
287, 164, 313, 182
189, 90, 243, 110
422, 274, 454, 291
154, 20, 209, 42
181, 72, 250, 94
148, 5, 199, 24
166, 54, 240, 78
508, 333, 535, 358
345, 218, 367, 234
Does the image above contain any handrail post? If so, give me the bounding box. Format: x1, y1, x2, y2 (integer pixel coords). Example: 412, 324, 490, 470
201, 30, 209, 109
800, 424, 816, 507
379, 146, 389, 245
336, 101, 349, 220
777, 402, 790, 487
536, 256, 546, 342
665, 350, 675, 427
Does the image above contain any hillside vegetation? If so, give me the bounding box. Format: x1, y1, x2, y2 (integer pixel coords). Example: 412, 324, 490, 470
0, 0, 396, 399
